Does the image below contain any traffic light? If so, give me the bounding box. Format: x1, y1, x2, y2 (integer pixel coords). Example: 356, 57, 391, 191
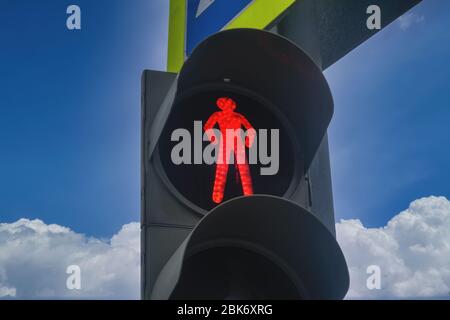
142, 28, 349, 299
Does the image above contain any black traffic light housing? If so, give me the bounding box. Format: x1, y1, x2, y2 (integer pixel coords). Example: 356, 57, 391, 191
142, 28, 349, 299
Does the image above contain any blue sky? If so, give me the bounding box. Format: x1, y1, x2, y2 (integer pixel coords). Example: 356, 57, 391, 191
0, 0, 449, 237
0, 0, 169, 237
326, 0, 450, 227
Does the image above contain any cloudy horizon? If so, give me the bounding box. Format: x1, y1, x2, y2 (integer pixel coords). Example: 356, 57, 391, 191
1, 195, 448, 300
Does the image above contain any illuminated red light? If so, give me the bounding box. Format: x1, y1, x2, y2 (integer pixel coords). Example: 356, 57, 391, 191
204, 97, 254, 204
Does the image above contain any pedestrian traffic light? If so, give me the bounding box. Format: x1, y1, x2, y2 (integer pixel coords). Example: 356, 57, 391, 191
142, 28, 349, 299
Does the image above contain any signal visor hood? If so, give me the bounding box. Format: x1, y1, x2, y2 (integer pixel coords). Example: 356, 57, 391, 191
151, 195, 349, 300
176, 28, 334, 172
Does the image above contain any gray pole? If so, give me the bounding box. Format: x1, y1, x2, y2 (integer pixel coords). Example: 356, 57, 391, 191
277, 0, 336, 235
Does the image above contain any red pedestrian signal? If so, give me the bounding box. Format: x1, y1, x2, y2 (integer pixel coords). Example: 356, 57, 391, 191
204, 97, 254, 203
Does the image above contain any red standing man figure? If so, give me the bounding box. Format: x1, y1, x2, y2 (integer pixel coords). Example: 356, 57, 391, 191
204, 97, 255, 204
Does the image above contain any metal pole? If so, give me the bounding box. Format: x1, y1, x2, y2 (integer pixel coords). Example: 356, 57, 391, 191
277, 0, 336, 235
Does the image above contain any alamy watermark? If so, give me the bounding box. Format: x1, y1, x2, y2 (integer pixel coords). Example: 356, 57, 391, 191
66, 5, 81, 30
66, 265, 81, 290
171, 121, 280, 176
366, 265, 381, 290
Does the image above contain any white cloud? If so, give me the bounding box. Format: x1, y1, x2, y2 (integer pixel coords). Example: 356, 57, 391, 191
398, 12, 425, 30
0, 286, 16, 298
0, 219, 140, 299
337, 196, 450, 299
